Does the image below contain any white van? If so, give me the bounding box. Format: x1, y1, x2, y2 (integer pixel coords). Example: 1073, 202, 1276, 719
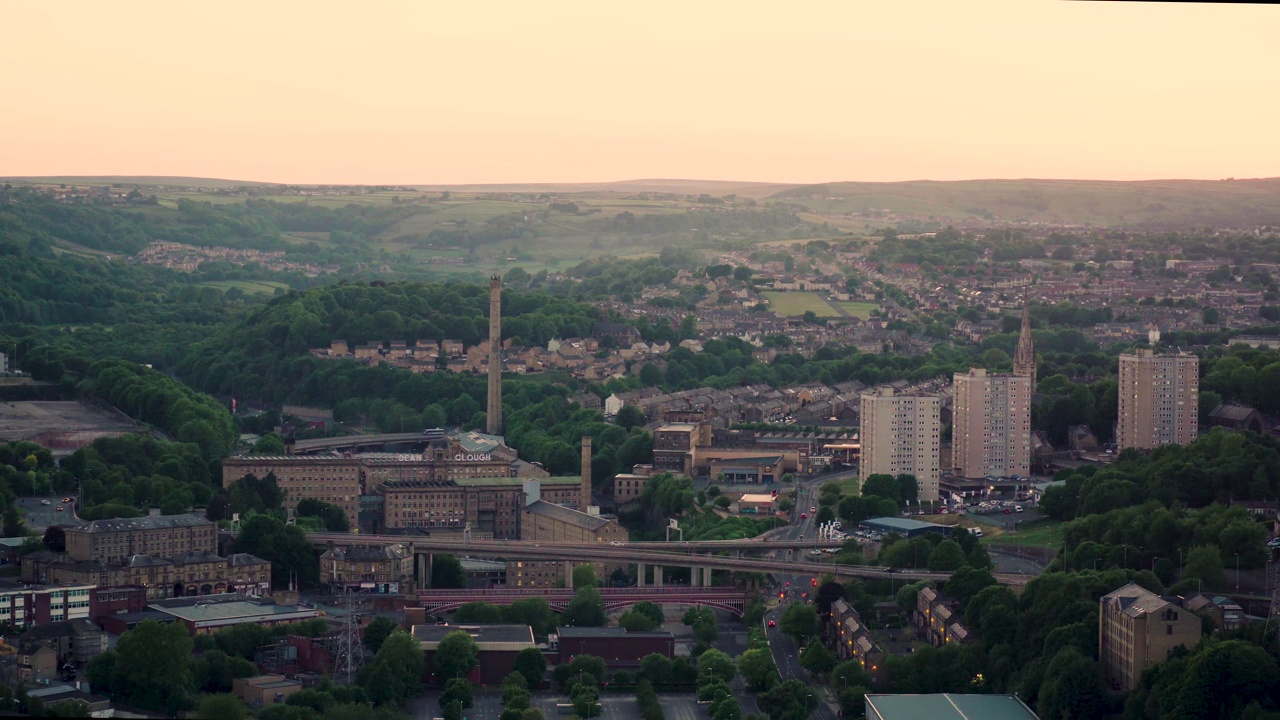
967, 527, 983, 537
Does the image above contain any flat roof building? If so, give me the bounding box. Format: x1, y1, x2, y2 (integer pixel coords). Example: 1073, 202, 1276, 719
865, 694, 1041, 720
858, 517, 949, 539
414, 624, 537, 685
148, 594, 322, 635
554, 627, 675, 668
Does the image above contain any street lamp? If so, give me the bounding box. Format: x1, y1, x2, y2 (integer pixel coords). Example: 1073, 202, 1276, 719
1235, 554, 1240, 592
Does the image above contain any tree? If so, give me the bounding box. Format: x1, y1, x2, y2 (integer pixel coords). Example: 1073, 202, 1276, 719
439, 678, 473, 710
895, 474, 918, 503
1203, 307, 1221, 325
860, 474, 900, 501
778, 603, 819, 641
193, 694, 247, 720
250, 433, 287, 456
838, 686, 870, 718
737, 645, 773, 691
562, 586, 606, 627
431, 555, 467, 589
362, 617, 397, 654
1183, 545, 1226, 588
556, 655, 607, 689
109, 619, 195, 714
572, 564, 601, 589
799, 637, 837, 676
620, 609, 662, 632
513, 647, 548, 687
432, 630, 479, 681
193, 649, 256, 693
1035, 647, 1104, 720
927, 540, 967, 572
615, 405, 647, 431
505, 597, 557, 641
233, 515, 318, 589
363, 630, 425, 707
295, 498, 350, 532
639, 654, 674, 686
815, 506, 835, 524
942, 566, 997, 605
696, 648, 736, 684
758, 679, 817, 720
831, 660, 873, 692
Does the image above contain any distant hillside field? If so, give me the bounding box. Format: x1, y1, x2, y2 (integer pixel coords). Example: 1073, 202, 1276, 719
769, 178, 1280, 228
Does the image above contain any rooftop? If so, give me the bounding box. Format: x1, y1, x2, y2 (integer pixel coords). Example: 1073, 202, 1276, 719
557, 627, 675, 639
860, 517, 947, 533
412, 624, 536, 650
68, 513, 214, 534
456, 476, 579, 487
149, 595, 320, 627
1102, 583, 1175, 618
524, 500, 610, 531
865, 694, 1041, 720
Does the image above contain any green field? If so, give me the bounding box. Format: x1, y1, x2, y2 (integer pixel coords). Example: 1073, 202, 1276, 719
199, 280, 290, 295
986, 518, 1064, 547
838, 301, 879, 319
761, 291, 841, 317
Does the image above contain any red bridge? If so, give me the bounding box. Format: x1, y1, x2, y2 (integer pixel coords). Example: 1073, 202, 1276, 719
417, 587, 748, 617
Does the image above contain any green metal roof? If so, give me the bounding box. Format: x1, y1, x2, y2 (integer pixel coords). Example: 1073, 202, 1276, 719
865, 694, 1041, 720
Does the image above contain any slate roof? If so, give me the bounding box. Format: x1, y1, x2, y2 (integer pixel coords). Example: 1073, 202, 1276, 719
70, 514, 213, 534
523, 500, 611, 531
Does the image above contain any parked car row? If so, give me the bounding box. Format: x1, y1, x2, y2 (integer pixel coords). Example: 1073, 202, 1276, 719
968, 500, 1025, 514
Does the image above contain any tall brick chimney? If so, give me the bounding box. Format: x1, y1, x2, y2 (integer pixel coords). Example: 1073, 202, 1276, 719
581, 436, 592, 511
486, 276, 503, 436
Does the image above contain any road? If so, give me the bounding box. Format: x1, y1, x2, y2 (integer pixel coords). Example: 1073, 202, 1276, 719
760, 478, 840, 720
16, 495, 78, 529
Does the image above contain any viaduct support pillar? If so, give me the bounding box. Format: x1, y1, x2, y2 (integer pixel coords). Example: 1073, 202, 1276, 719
654, 566, 663, 587
416, 552, 433, 589
637, 563, 647, 587
564, 562, 575, 589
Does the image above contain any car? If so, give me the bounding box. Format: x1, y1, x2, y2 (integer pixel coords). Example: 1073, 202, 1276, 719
609, 541, 623, 546
1267, 538, 1280, 548
55, 506, 63, 512
810, 506, 817, 513
767, 620, 777, 627
809, 550, 822, 556
40, 500, 51, 506
800, 513, 807, 520
1003, 508, 1012, 514
1015, 506, 1024, 513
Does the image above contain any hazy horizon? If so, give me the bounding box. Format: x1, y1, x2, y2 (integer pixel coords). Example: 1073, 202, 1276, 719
5, 0, 1277, 185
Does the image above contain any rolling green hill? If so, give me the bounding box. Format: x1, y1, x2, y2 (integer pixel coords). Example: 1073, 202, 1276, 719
768, 178, 1280, 228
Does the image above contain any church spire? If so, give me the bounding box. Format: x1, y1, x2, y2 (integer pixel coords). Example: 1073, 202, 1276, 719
1014, 287, 1036, 389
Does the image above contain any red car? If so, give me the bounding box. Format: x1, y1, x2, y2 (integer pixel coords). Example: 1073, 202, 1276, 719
1003, 508, 1013, 515
800, 513, 808, 520
767, 620, 777, 627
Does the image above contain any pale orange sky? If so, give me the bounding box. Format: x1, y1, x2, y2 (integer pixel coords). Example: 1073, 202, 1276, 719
3, 1, 1277, 185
